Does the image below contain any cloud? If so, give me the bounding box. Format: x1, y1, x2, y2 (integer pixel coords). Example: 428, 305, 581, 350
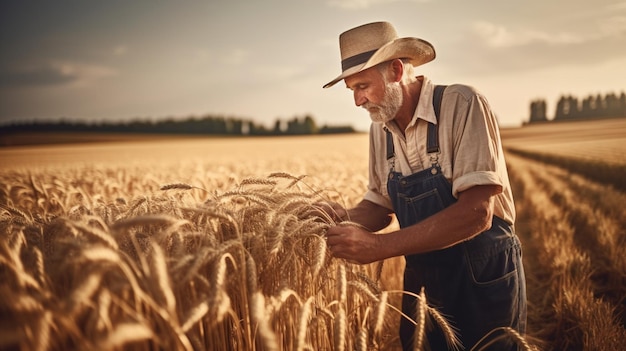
450, 18, 626, 76
472, 16, 626, 49
0, 61, 117, 89
326, 0, 428, 10
473, 2, 626, 49
471, 21, 584, 48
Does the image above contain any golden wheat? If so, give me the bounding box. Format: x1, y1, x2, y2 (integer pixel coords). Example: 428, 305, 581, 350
0, 133, 562, 350
413, 288, 427, 351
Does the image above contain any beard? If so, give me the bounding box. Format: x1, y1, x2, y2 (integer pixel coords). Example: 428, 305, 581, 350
364, 80, 403, 124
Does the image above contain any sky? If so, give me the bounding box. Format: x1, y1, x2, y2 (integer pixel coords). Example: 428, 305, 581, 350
1, 0, 625, 131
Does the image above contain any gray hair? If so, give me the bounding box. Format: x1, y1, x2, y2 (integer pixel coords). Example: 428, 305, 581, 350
377, 59, 416, 84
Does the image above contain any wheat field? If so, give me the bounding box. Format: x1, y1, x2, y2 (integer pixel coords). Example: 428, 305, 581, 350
2, 118, 625, 350
501, 118, 626, 350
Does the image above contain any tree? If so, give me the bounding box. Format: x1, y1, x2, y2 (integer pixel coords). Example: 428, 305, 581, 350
303, 115, 318, 134
529, 99, 547, 122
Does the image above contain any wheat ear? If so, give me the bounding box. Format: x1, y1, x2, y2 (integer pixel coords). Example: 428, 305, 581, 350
296, 296, 314, 351
356, 309, 369, 351
251, 292, 279, 351
470, 327, 534, 351
374, 291, 389, 338
160, 183, 208, 192
334, 305, 346, 351
428, 307, 462, 350
414, 287, 427, 351
96, 323, 154, 350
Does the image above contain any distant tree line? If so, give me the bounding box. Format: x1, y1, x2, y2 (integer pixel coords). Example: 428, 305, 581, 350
0, 114, 356, 136
528, 91, 626, 123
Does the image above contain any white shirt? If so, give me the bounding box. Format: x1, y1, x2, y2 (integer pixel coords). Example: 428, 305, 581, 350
363, 76, 516, 225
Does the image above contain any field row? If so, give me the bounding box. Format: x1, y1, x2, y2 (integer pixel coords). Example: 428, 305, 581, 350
505, 151, 626, 350
501, 118, 626, 192
501, 117, 626, 166
505, 147, 626, 192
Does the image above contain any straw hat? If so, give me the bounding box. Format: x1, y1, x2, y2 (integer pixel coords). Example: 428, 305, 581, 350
323, 21, 435, 88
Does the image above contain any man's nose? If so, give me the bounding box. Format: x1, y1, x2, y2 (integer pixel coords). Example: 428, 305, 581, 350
354, 91, 367, 107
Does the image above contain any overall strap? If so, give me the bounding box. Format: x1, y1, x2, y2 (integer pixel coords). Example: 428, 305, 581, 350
426, 85, 447, 153
386, 85, 447, 160
386, 127, 395, 160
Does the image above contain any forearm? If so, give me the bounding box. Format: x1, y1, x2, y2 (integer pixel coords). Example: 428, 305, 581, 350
325, 188, 495, 264
346, 199, 393, 232
377, 185, 498, 258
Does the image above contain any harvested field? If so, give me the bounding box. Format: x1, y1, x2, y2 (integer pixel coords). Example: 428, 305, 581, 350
502, 117, 626, 350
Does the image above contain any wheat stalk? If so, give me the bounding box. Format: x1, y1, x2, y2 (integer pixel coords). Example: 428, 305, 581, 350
147, 242, 177, 321
337, 264, 347, 303
0, 204, 33, 223
348, 280, 379, 302
33, 310, 53, 351
333, 305, 346, 351
209, 253, 235, 323
296, 296, 314, 351
64, 272, 103, 318
428, 307, 462, 350
1, 170, 409, 350
471, 327, 535, 351
96, 288, 113, 332
160, 182, 210, 193
96, 323, 154, 350
67, 219, 118, 249
181, 300, 209, 332
414, 287, 427, 351
251, 292, 279, 351
238, 178, 278, 187
356, 329, 368, 351
373, 291, 388, 338
111, 214, 181, 231
311, 234, 327, 280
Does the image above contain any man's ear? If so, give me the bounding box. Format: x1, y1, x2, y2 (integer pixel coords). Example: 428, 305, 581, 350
390, 59, 404, 83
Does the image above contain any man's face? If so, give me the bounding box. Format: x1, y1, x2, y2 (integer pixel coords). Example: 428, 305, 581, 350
345, 65, 403, 124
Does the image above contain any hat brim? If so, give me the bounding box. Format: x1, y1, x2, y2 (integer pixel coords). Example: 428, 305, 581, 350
323, 37, 436, 89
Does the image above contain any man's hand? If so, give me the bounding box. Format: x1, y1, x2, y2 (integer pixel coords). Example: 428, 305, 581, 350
325, 223, 383, 264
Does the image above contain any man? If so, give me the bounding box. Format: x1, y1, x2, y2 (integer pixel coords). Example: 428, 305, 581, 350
321, 21, 527, 350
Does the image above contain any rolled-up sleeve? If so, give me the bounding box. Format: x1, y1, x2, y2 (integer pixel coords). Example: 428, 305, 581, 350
450, 89, 505, 198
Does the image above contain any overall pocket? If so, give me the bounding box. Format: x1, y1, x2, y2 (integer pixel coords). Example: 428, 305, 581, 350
464, 239, 522, 329
396, 187, 446, 227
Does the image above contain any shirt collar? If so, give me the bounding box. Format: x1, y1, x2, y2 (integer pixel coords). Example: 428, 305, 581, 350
383, 76, 437, 135
411, 76, 438, 126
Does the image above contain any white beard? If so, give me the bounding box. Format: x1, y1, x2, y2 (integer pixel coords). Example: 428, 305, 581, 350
364, 80, 403, 124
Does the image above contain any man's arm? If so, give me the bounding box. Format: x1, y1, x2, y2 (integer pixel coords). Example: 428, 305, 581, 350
326, 184, 500, 264
346, 199, 394, 232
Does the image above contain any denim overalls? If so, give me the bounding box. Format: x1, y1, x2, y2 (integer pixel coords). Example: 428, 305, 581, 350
387, 86, 527, 350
